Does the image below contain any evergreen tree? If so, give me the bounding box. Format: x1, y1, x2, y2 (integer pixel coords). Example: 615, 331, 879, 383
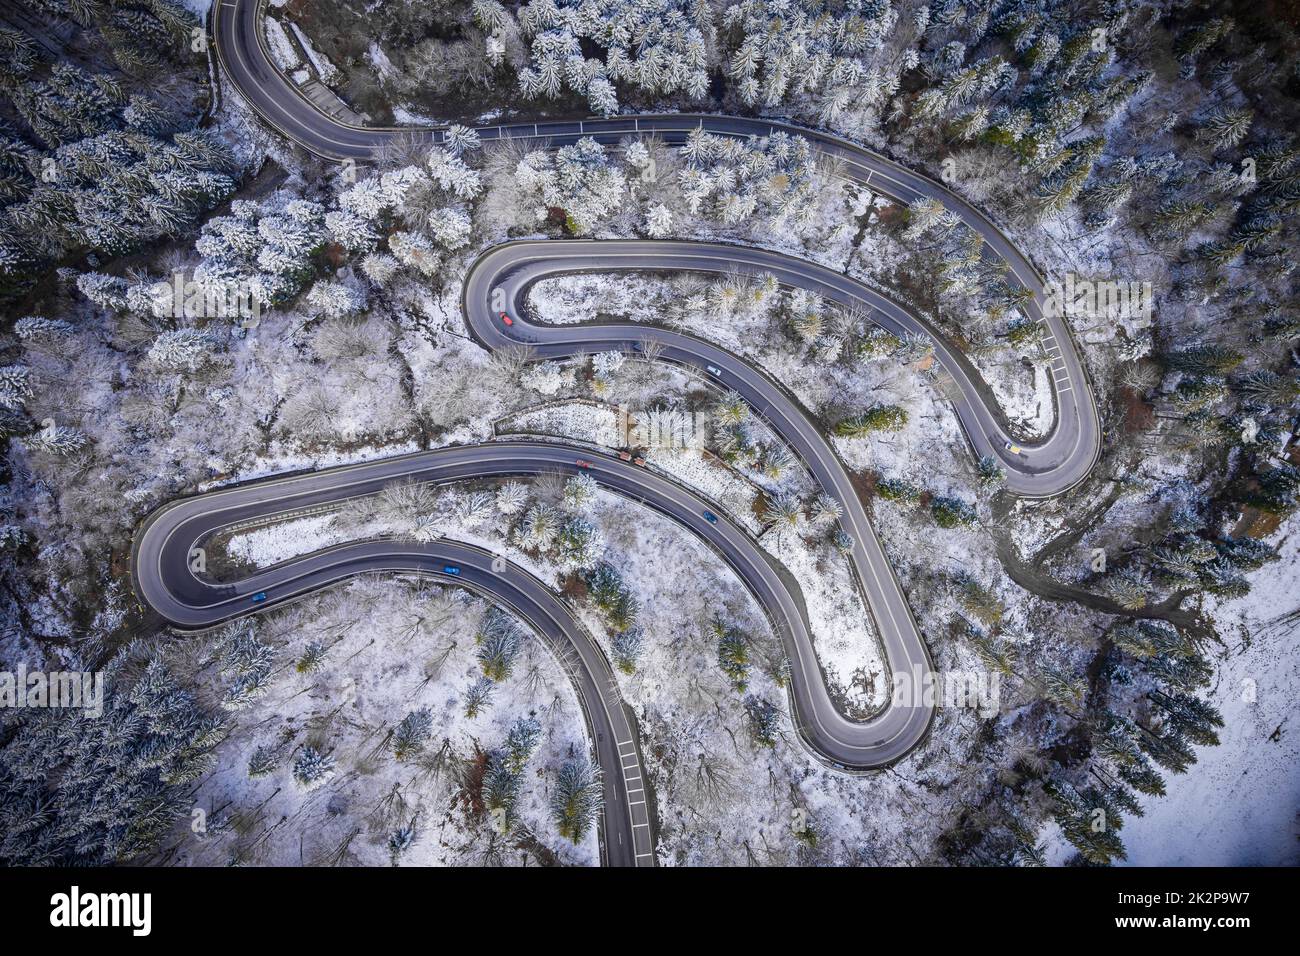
292, 746, 336, 789
834, 403, 909, 435
392, 707, 435, 760
463, 676, 495, 718
744, 695, 781, 747
503, 716, 542, 773
0, 650, 223, 865
550, 755, 602, 843
930, 495, 978, 528
611, 626, 645, 674
476, 610, 525, 682
714, 618, 750, 691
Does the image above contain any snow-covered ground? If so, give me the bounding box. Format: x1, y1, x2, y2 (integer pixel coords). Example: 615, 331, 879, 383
1119, 519, 1300, 866
166, 577, 597, 867
498, 401, 768, 534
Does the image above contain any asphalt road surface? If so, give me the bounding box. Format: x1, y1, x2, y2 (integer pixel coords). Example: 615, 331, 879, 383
131, 446, 659, 867
132, 0, 1106, 865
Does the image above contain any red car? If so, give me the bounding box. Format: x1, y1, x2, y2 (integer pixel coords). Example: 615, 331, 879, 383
575, 459, 593, 469
499, 312, 513, 327
617, 451, 632, 462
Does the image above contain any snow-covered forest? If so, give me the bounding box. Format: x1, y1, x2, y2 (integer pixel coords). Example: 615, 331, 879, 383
0, 0, 1297, 869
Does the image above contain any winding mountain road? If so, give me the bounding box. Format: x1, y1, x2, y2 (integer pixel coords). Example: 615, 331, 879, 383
132, 0, 1105, 865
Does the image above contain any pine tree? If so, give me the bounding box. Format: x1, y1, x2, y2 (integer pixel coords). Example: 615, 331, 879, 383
293, 746, 337, 789
744, 695, 781, 747
1103, 568, 1149, 611
476, 610, 525, 681
503, 716, 542, 773
714, 618, 750, 691
1149, 690, 1224, 746
834, 403, 908, 435
612, 626, 645, 674
482, 748, 523, 833
248, 744, 281, 778
1196, 107, 1253, 151
1162, 344, 1244, 375
550, 756, 602, 843
392, 708, 434, 760
977, 455, 1007, 488
930, 495, 978, 528
0, 364, 32, 408
463, 676, 495, 718
496, 480, 529, 516
563, 471, 598, 511
147, 328, 219, 373
556, 515, 604, 569
24, 423, 88, 456
0, 651, 224, 865
877, 477, 922, 503
296, 640, 328, 674
387, 825, 416, 863
954, 573, 1005, 628
519, 502, 561, 550
1249, 465, 1299, 516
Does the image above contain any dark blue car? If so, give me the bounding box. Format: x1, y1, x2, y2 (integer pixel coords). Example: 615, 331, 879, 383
703, 510, 718, 524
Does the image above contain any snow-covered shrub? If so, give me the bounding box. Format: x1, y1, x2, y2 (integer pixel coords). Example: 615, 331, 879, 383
521, 359, 574, 395
305, 279, 366, 318
389, 230, 440, 276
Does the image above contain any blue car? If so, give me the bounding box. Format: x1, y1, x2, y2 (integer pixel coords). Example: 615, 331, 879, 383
443, 565, 461, 576
250, 592, 267, 603
703, 510, 718, 524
